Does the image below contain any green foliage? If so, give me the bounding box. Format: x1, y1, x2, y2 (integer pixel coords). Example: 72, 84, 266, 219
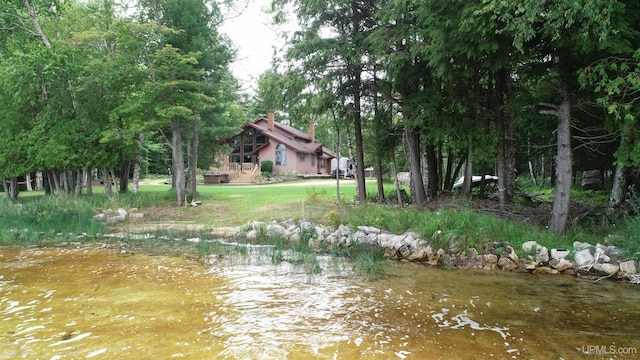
612, 189, 640, 259
0, 196, 105, 245
305, 187, 327, 203
342, 203, 603, 257
261, 160, 274, 175
351, 244, 387, 278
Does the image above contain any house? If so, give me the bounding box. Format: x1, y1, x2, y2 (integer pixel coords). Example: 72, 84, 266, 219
216, 110, 335, 178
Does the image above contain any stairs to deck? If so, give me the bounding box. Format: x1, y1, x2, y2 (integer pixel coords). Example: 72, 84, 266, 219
229, 170, 254, 184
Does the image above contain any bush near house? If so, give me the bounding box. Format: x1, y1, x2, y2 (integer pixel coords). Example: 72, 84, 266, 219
261, 160, 273, 176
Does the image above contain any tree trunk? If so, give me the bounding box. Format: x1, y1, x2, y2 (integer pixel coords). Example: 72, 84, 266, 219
75, 170, 83, 195
495, 68, 516, 210
404, 125, 427, 207
51, 170, 61, 193
187, 120, 198, 203
43, 170, 52, 195
463, 145, 474, 195
86, 169, 93, 195
102, 168, 113, 198
119, 160, 130, 193
61, 171, 69, 194
353, 105, 366, 205
333, 117, 341, 205
528, 161, 537, 185
607, 163, 626, 219
26, 174, 33, 191
547, 86, 572, 235
9, 177, 18, 200
171, 118, 186, 206
540, 154, 546, 186
132, 132, 146, 194
3, 178, 9, 199
391, 150, 403, 206
375, 156, 385, 202
445, 152, 466, 191
443, 148, 454, 191
24, 0, 51, 48
424, 143, 439, 199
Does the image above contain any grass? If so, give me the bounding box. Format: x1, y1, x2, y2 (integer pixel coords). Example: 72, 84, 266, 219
2, 176, 638, 271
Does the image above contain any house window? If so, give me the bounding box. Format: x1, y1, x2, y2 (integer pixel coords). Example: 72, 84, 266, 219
299, 153, 306, 162
275, 144, 286, 165
231, 139, 240, 153
311, 156, 315, 166
319, 158, 325, 168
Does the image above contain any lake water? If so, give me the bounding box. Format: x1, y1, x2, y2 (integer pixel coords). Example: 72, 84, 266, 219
1, 244, 639, 359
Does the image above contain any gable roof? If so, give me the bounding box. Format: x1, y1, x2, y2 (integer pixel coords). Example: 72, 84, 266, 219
244, 117, 325, 155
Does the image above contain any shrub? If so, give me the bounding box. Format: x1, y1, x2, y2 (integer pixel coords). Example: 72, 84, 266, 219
261, 160, 273, 176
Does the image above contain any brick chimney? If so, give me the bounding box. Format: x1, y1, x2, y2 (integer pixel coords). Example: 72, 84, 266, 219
309, 120, 315, 143
267, 109, 275, 131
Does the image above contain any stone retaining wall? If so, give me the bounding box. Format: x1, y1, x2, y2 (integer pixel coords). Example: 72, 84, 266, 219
235, 219, 639, 283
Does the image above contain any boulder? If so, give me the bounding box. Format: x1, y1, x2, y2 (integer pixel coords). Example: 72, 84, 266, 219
536, 245, 550, 263
357, 225, 381, 234
573, 241, 593, 252
246, 229, 258, 240
266, 223, 286, 237
593, 263, 619, 277
396, 243, 412, 258
550, 248, 570, 260
498, 256, 518, 271
483, 254, 498, 264
593, 247, 611, 263
605, 245, 624, 256
336, 224, 353, 237
437, 254, 452, 269
574, 249, 595, 268
619, 260, 638, 275
522, 241, 549, 263
519, 259, 538, 271
405, 248, 428, 261
534, 266, 558, 275
505, 245, 519, 262
522, 241, 538, 254
549, 258, 575, 272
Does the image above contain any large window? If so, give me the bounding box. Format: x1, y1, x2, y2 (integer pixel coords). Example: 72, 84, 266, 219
275, 144, 286, 165
229, 130, 265, 165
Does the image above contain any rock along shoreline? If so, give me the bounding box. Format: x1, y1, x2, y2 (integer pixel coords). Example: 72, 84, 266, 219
236, 219, 640, 284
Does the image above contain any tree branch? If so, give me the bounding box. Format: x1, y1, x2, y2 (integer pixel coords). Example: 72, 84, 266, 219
24, 0, 51, 48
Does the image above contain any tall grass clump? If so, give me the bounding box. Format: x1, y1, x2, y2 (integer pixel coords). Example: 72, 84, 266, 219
343, 203, 592, 257
612, 189, 640, 259
306, 187, 328, 203
351, 243, 387, 278
0, 196, 105, 245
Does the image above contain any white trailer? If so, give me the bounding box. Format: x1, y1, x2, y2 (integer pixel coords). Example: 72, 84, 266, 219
330, 157, 354, 178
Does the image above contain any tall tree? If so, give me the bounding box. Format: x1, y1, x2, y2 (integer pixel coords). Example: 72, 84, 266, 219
486, 0, 626, 234
273, 0, 377, 204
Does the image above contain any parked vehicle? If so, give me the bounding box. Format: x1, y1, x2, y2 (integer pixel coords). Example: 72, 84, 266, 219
452, 175, 499, 190
330, 157, 355, 178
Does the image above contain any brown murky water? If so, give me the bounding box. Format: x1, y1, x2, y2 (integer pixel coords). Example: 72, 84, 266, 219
1, 245, 639, 359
